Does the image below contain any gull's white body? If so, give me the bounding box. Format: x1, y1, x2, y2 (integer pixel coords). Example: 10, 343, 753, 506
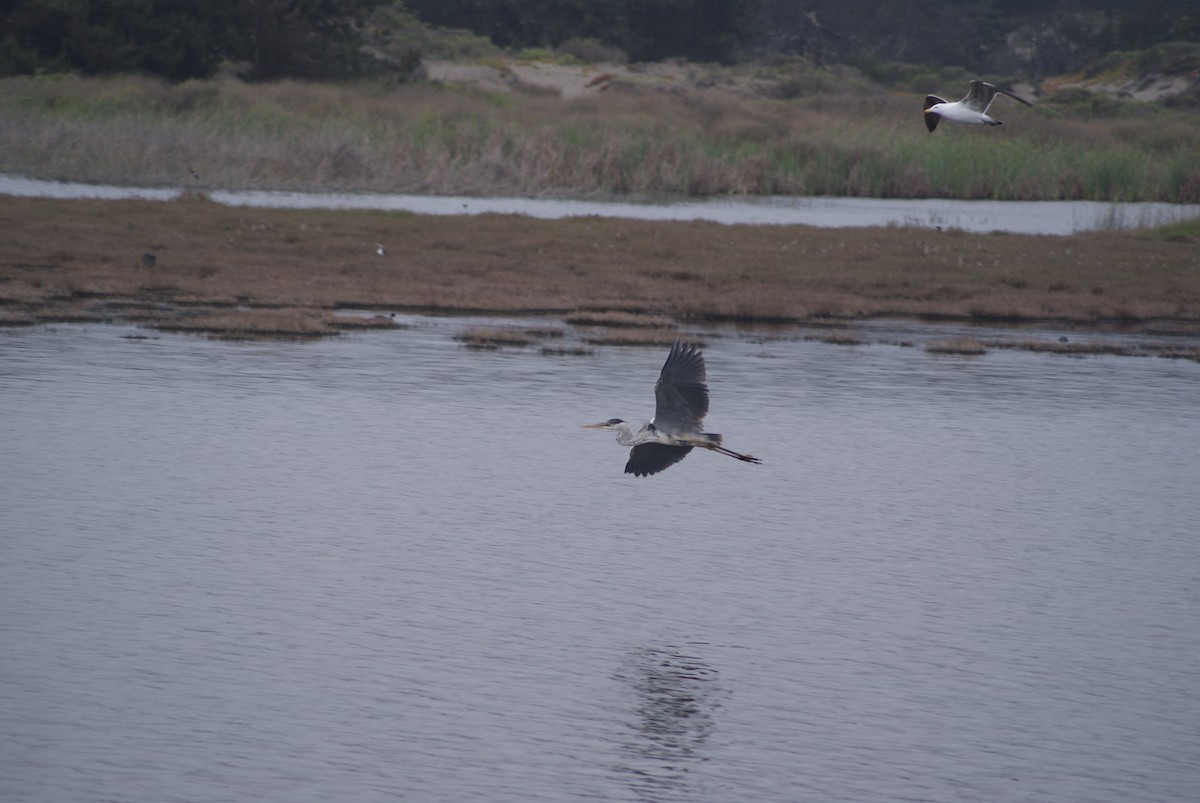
925, 80, 1032, 132
927, 101, 1001, 126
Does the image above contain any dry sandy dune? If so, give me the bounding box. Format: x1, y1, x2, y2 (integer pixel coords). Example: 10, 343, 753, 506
424, 57, 1197, 104
422, 59, 754, 99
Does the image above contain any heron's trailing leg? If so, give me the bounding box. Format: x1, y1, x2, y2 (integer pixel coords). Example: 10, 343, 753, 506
682, 432, 762, 464
704, 442, 763, 464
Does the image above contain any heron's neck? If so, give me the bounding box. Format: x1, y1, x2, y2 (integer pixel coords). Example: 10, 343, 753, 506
613, 421, 638, 446
613, 421, 661, 447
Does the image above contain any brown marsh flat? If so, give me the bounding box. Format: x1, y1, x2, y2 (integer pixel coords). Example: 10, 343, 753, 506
2, 196, 1199, 342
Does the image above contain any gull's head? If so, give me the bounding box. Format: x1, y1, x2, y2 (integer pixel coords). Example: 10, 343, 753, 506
582, 418, 625, 430
923, 95, 948, 121
923, 107, 943, 132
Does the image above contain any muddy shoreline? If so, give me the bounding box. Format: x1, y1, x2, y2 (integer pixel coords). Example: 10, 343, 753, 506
2, 195, 1198, 355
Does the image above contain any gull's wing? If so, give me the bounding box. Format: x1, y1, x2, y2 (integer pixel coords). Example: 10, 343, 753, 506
626, 444, 694, 477
959, 80, 995, 112
653, 342, 709, 433
963, 80, 1033, 113
991, 84, 1033, 108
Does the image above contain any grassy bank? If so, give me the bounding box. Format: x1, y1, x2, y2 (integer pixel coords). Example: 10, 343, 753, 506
3, 195, 1198, 347
2, 72, 1200, 202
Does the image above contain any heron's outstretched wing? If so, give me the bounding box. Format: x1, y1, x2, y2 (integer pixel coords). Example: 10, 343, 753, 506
626, 444, 694, 477
654, 342, 709, 432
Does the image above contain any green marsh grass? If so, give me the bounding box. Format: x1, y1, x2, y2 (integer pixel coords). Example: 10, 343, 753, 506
3, 74, 1199, 201
1145, 214, 1200, 242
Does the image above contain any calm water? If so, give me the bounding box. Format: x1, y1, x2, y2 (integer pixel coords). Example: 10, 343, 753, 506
5, 173, 1200, 234
2, 321, 1199, 802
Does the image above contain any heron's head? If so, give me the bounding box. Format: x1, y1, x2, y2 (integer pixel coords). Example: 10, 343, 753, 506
582, 418, 625, 430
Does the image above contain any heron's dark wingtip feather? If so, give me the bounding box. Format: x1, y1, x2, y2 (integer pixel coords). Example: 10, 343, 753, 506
655, 341, 709, 426
664, 341, 705, 377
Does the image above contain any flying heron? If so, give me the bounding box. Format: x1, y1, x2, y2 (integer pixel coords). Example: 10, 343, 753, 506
924, 80, 1032, 132
583, 341, 762, 477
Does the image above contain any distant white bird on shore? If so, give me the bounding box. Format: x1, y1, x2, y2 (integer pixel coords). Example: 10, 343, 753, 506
924, 80, 1032, 132
376, 243, 386, 256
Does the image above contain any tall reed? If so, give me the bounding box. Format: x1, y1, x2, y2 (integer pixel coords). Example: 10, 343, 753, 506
2, 73, 1198, 202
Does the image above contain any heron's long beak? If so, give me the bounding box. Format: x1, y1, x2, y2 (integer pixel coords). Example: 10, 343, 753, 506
581, 422, 608, 429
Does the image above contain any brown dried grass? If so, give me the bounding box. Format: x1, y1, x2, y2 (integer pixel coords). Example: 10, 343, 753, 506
541, 345, 595, 356
580, 328, 692, 346
523, 325, 566, 338
817, 331, 867, 347
926, 335, 988, 355
0, 309, 37, 325
328, 312, 403, 329
564, 310, 676, 328
985, 338, 1130, 356
454, 326, 535, 347
2, 196, 1199, 336
150, 308, 338, 338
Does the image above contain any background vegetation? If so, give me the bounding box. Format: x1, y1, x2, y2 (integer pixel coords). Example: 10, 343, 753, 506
3, 0, 1199, 80
1, 1, 1198, 202
3, 73, 1198, 202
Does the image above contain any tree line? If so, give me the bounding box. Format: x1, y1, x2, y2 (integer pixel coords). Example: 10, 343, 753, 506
0, 0, 384, 80
1, 0, 1196, 81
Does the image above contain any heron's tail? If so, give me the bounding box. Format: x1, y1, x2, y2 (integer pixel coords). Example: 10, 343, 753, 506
702, 432, 723, 446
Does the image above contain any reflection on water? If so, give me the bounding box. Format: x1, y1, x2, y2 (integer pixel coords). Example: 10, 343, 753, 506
616, 645, 721, 801
4, 173, 1199, 234
2, 320, 1199, 802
